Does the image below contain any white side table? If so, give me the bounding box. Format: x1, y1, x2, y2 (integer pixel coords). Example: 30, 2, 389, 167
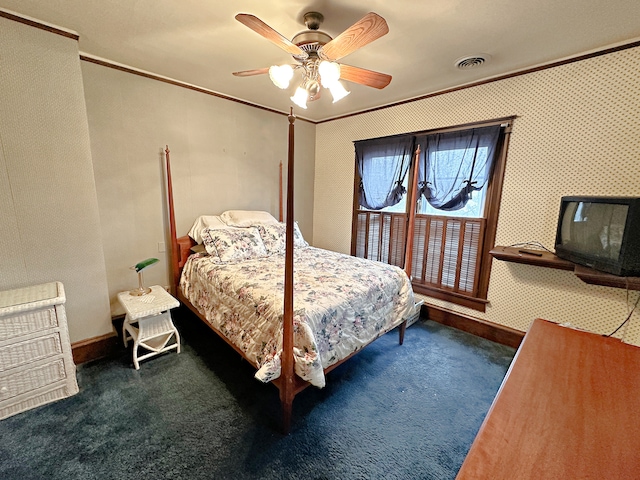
117, 285, 180, 370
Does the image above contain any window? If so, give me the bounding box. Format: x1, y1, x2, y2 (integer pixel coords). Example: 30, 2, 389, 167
351, 119, 513, 311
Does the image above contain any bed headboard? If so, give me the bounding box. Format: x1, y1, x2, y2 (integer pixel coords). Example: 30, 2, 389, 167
164, 145, 282, 295
177, 235, 195, 269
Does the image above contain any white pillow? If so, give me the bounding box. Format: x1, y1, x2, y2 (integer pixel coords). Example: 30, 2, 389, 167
188, 215, 227, 244
220, 210, 278, 228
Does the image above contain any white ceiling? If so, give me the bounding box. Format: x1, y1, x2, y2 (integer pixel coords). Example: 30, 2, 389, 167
2, 0, 640, 122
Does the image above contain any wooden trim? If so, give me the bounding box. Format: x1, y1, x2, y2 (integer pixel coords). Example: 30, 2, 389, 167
350, 158, 361, 256
317, 41, 640, 124
351, 117, 515, 147
1, 13, 626, 128
71, 332, 120, 364
79, 55, 315, 124
0, 10, 79, 40
423, 303, 524, 349
471, 220, 487, 297
414, 284, 489, 312
3, 7, 628, 129
78, 38, 639, 127
476, 127, 512, 298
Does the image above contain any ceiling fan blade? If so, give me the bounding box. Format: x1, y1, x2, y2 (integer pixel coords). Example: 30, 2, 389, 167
319, 12, 389, 61
339, 64, 392, 89
232, 67, 270, 77
235, 14, 308, 59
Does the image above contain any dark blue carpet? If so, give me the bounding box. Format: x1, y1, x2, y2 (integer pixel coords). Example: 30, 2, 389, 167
0, 309, 515, 479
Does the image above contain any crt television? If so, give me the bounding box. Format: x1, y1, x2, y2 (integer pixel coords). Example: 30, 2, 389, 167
554, 196, 640, 277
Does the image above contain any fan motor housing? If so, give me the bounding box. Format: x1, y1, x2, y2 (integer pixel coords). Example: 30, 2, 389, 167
292, 30, 332, 49
292, 11, 332, 57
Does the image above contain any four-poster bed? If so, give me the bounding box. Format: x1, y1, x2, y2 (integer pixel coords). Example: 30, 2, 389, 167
164, 109, 418, 433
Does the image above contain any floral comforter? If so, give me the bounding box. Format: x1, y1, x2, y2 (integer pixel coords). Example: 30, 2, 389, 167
180, 247, 415, 387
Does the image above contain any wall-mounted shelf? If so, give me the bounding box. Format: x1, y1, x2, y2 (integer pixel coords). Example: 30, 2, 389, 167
490, 246, 640, 291
490, 246, 574, 271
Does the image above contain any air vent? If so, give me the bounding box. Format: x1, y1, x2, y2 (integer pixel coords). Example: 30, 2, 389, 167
455, 55, 489, 69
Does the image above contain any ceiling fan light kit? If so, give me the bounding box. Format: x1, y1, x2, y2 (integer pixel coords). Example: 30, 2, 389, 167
318, 61, 340, 87
233, 11, 392, 108
291, 85, 311, 109
327, 81, 350, 103
268, 64, 294, 89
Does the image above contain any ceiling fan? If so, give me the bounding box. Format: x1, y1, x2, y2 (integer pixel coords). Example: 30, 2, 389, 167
233, 11, 392, 109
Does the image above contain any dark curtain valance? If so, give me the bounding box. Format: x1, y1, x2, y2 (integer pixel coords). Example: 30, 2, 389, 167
415, 125, 501, 211
355, 136, 415, 210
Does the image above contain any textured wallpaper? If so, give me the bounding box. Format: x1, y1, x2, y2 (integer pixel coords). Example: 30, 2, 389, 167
81, 62, 317, 314
314, 46, 640, 344
0, 16, 111, 342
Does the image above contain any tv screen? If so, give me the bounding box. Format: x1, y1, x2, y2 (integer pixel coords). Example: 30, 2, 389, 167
558, 201, 628, 261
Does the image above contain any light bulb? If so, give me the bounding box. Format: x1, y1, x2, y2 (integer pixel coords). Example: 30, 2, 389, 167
290, 87, 308, 109
318, 61, 340, 88
328, 81, 350, 103
306, 79, 321, 100
269, 65, 293, 89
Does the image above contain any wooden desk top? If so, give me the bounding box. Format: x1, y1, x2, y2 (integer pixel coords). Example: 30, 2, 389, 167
456, 318, 640, 479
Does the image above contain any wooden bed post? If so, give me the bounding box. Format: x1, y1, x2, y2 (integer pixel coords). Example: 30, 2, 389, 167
279, 161, 283, 222
165, 145, 180, 295
399, 145, 421, 344
280, 108, 296, 434
404, 144, 421, 278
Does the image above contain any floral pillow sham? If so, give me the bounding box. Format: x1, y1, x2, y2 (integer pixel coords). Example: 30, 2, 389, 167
257, 222, 309, 255
201, 226, 268, 263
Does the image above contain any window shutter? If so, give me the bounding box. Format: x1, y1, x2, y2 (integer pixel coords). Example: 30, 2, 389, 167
355, 211, 407, 266
458, 220, 485, 295
367, 213, 381, 261
355, 212, 368, 258
409, 215, 485, 295
388, 215, 407, 268
425, 218, 444, 285
411, 217, 427, 281
442, 220, 461, 289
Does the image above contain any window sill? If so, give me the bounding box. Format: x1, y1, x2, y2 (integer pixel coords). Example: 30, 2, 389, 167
412, 283, 488, 312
